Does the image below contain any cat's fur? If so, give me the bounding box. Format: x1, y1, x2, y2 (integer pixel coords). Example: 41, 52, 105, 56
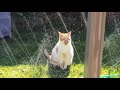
44, 31, 74, 70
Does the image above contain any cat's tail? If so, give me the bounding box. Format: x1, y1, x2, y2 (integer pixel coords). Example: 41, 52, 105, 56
44, 49, 51, 60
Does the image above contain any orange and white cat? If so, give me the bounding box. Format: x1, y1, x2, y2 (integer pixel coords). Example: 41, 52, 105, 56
44, 31, 74, 70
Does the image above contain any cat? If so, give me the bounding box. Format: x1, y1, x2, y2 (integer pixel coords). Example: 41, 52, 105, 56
44, 31, 74, 70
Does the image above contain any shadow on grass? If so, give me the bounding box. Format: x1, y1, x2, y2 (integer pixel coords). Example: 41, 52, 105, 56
47, 63, 70, 78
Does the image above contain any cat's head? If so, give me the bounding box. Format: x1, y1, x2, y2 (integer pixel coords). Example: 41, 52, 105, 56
58, 31, 71, 45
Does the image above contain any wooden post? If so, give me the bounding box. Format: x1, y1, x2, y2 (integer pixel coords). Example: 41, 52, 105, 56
84, 12, 106, 78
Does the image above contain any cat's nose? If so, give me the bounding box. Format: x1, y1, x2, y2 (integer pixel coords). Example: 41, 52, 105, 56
64, 40, 68, 45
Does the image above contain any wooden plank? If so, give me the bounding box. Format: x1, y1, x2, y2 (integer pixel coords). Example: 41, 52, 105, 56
84, 12, 106, 78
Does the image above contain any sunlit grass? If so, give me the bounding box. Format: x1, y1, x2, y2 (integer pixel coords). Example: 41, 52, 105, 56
0, 64, 120, 78
0, 65, 48, 78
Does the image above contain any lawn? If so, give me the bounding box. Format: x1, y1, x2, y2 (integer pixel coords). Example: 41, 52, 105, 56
0, 64, 120, 78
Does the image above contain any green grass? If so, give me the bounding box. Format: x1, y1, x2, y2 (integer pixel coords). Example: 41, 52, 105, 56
0, 64, 120, 78
0, 64, 83, 78
0, 65, 48, 78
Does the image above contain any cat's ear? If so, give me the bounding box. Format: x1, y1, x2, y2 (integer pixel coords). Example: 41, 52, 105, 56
68, 31, 71, 36
58, 31, 62, 36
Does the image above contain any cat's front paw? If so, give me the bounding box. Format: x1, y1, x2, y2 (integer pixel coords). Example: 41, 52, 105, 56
63, 65, 67, 70
60, 63, 67, 70
60, 63, 64, 70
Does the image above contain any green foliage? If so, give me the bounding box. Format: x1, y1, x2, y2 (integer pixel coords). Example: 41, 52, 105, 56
103, 22, 120, 66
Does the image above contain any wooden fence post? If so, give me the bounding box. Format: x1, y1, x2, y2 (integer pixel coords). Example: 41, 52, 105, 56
84, 12, 106, 78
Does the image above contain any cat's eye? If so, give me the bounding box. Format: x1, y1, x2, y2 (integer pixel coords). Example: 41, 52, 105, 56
60, 38, 64, 41
62, 38, 65, 40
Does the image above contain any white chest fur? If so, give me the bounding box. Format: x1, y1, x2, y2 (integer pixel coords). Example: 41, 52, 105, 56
58, 41, 74, 61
